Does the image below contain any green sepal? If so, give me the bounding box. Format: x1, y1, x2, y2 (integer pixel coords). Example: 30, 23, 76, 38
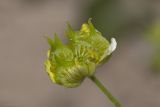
88, 18, 96, 34
45, 36, 54, 52
66, 22, 76, 41
54, 33, 64, 49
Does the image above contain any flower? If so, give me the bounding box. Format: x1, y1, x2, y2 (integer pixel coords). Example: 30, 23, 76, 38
44, 19, 117, 88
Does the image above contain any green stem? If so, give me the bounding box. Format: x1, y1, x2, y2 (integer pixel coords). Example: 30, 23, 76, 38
89, 75, 122, 107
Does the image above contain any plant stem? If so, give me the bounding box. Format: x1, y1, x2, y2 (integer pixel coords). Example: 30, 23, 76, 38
89, 75, 122, 107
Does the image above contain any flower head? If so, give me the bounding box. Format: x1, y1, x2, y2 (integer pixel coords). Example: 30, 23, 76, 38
45, 19, 117, 88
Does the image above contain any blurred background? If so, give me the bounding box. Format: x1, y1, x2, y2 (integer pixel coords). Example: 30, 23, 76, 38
0, 0, 160, 107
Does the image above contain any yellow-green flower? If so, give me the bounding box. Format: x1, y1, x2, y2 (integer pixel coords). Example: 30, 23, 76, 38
44, 19, 117, 88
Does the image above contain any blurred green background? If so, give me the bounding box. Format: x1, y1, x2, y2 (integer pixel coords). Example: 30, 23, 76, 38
0, 0, 160, 107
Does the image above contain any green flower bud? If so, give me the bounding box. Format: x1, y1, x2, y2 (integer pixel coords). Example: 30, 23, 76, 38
44, 19, 117, 88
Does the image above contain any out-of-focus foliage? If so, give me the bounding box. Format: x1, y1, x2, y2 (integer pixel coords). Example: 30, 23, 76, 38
152, 51, 160, 72
147, 23, 160, 72
86, 0, 151, 39
147, 23, 160, 47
